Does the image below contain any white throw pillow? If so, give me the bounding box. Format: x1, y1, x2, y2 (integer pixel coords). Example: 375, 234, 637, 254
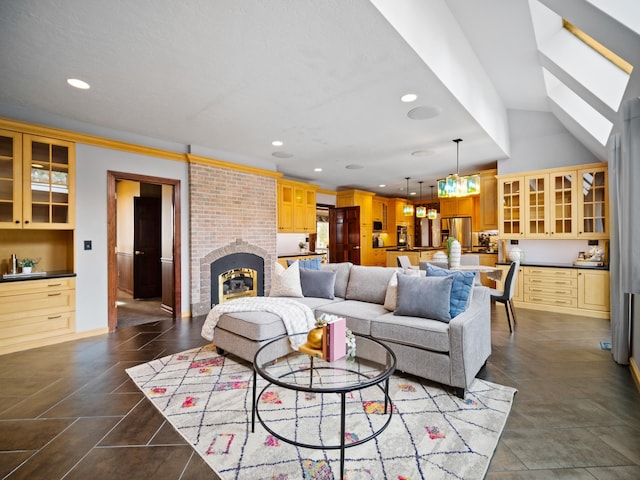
383, 272, 398, 311
269, 261, 303, 297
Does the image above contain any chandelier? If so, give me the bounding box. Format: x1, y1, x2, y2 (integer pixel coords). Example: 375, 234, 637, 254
438, 138, 480, 198
416, 181, 426, 218
427, 185, 438, 219
403, 177, 414, 216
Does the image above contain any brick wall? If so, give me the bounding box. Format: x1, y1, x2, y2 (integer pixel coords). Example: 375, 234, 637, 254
189, 161, 277, 316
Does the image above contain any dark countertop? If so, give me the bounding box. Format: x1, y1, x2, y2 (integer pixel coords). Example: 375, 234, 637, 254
277, 252, 323, 258
496, 261, 609, 271
0, 271, 77, 283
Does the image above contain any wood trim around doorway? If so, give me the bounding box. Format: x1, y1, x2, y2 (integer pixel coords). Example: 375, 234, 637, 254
107, 171, 182, 332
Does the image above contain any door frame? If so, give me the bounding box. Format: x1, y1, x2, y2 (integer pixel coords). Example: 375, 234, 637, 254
107, 170, 182, 332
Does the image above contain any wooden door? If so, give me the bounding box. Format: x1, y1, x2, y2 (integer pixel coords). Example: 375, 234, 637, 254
133, 197, 162, 298
329, 206, 361, 265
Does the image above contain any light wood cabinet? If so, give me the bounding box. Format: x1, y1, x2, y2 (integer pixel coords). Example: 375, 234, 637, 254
523, 267, 577, 308
497, 176, 525, 239
372, 197, 388, 231
577, 269, 610, 312
277, 179, 317, 233
498, 163, 607, 240
577, 165, 608, 239
0, 277, 76, 354
479, 170, 498, 231
497, 265, 610, 318
440, 196, 474, 218
0, 130, 75, 229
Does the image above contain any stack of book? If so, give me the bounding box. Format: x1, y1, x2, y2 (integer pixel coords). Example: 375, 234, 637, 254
298, 317, 347, 362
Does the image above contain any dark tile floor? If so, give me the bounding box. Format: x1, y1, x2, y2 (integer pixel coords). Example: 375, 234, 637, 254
0, 304, 638, 479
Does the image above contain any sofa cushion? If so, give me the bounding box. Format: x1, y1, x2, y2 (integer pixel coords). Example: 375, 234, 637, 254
216, 311, 288, 342
426, 264, 475, 318
300, 268, 336, 299
269, 261, 303, 297
287, 257, 321, 270
371, 311, 451, 353
394, 274, 454, 323
345, 266, 397, 304
315, 300, 388, 336
320, 262, 352, 298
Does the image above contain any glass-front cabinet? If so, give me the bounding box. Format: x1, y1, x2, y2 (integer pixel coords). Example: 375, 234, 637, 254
577, 166, 607, 239
498, 176, 524, 239
498, 163, 607, 240
0, 131, 74, 229
0, 129, 22, 228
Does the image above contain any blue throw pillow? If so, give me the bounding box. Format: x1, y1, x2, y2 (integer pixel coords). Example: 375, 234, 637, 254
426, 264, 475, 318
299, 268, 336, 299
287, 257, 321, 270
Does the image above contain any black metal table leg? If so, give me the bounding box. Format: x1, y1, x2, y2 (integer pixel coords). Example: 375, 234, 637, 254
251, 367, 257, 433
340, 391, 346, 479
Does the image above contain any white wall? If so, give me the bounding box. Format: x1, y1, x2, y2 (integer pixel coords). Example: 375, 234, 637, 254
74, 144, 190, 332
500, 110, 600, 174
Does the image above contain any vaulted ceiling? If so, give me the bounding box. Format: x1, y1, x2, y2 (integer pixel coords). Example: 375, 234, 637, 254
1, 0, 638, 196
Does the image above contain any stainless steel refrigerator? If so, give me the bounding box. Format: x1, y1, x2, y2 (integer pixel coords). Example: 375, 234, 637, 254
419, 214, 442, 247
441, 217, 472, 251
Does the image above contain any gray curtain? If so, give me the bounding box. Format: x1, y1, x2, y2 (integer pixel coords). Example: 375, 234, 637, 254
608, 97, 640, 364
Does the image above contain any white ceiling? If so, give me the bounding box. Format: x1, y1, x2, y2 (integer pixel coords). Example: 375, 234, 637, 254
0, 0, 637, 197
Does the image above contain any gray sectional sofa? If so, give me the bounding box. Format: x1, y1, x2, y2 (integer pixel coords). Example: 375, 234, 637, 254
206, 262, 492, 397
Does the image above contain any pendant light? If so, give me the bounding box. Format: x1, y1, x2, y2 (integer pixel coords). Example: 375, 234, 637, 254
438, 138, 480, 197
427, 185, 438, 219
403, 177, 414, 216
416, 181, 426, 218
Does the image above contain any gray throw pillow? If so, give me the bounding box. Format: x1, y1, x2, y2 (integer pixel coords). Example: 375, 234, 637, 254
394, 274, 454, 323
300, 268, 336, 299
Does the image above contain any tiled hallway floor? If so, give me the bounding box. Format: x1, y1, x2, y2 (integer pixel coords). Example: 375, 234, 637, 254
1, 305, 639, 479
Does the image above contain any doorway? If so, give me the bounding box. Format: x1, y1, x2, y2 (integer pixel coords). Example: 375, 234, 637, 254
107, 171, 182, 332
329, 206, 361, 264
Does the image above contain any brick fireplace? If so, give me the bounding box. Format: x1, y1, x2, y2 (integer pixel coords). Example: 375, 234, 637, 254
189, 159, 278, 316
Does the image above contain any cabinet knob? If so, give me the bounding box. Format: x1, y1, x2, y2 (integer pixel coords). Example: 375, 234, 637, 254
15, 220, 19, 224
24, 220, 29, 224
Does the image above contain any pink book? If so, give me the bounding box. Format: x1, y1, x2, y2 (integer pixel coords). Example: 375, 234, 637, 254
326, 317, 346, 362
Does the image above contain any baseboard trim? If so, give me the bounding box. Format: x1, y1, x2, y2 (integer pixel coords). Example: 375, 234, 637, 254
0, 328, 109, 356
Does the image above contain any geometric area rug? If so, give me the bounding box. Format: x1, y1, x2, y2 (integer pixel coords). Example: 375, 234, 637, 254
126, 345, 516, 480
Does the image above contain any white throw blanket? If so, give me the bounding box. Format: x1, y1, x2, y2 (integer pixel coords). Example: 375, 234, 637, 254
201, 297, 316, 350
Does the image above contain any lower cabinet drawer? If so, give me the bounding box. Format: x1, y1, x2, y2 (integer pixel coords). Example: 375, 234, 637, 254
0, 289, 75, 321
0, 311, 75, 345
524, 293, 578, 308
524, 285, 577, 297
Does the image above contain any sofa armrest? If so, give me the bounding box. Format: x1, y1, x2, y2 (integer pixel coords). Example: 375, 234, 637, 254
447, 286, 492, 389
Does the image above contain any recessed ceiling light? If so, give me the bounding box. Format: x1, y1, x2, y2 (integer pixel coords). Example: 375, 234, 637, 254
67, 78, 90, 90
314, 168, 322, 172
407, 106, 442, 120
401, 93, 417, 103
272, 140, 283, 146
410, 192, 417, 196
272, 151, 293, 158
379, 184, 386, 188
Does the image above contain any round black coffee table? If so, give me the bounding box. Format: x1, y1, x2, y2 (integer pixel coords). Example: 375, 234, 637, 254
252, 332, 396, 479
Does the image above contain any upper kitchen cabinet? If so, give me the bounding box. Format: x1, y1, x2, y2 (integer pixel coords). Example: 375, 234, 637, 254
577, 165, 608, 239
497, 163, 607, 240
478, 169, 498, 231
439, 196, 474, 218
277, 179, 317, 233
372, 196, 388, 231
0, 131, 75, 229
0, 129, 23, 228
497, 175, 524, 239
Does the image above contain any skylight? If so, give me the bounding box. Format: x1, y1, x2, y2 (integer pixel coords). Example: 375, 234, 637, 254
563, 19, 633, 75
